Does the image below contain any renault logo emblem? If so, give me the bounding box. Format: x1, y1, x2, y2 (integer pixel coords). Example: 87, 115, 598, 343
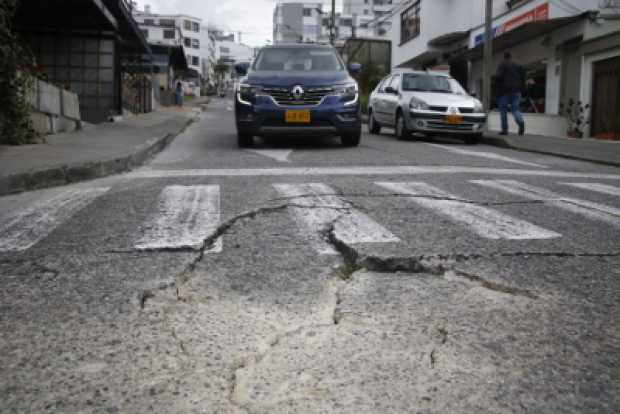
292, 85, 304, 100
448, 106, 458, 114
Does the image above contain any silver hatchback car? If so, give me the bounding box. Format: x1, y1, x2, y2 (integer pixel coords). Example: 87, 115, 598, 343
368, 69, 487, 144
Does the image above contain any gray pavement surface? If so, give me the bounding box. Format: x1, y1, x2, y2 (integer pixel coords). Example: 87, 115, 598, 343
482, 131, 620, 167
1, 97, 619, 413
0, 107, 198, 196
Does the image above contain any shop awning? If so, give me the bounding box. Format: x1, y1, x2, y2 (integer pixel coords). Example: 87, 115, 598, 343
468, 12, 592, 59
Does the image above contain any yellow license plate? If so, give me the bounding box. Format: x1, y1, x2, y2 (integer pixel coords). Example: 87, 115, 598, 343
285, 110, 311, 123
445, 115, 463, 125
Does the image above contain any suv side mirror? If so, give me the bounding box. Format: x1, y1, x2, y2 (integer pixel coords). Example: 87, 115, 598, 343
384, 86, 397, 94
234, 62, 250, 76
348, 62, 362, 75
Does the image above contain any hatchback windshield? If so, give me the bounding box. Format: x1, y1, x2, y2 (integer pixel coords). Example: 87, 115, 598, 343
402, 74, 467, 94
253, 47, 344, 71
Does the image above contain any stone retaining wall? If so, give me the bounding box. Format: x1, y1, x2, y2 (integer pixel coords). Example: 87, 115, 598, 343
27, 80, 81, 135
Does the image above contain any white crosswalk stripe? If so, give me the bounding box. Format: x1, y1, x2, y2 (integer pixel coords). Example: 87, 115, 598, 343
134, 185, 222, 251
273, 183, 400, 254
0, 187, 110, 252
375, 182, 560, 240
562, 182, 620, 197
472, 180, 620, 228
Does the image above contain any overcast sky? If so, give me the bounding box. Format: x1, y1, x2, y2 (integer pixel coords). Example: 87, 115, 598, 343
134, 0, 343, 47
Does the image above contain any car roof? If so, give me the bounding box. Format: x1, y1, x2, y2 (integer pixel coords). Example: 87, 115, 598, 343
262, 43, 335, 49
389, 68, 451, 77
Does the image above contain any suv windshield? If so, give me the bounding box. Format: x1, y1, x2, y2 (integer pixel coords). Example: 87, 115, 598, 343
253, 47, 344, 72
402, 74, 467, 94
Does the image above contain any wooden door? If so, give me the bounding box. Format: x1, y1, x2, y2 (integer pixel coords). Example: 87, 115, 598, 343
591, 56, 620, 139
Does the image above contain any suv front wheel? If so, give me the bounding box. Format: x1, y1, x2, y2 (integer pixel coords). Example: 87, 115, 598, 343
341, 129, 361, 147
237, 131, 253, 148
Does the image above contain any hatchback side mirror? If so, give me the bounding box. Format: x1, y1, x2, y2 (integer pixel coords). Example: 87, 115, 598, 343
348, 62, 362, 75
384, 86, 397, 94
234, 62, 250, 76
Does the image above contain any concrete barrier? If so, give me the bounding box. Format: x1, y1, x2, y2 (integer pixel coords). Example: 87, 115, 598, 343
29, 79, 81, 135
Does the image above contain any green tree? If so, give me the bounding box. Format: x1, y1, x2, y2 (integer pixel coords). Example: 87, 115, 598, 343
0, 0, 36, 145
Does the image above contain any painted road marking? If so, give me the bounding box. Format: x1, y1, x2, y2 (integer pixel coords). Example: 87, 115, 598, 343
472, 180, 620, 228
375, 182, 560, 240
273, 183, 399, 254
0, 188, 110, 252
127, 166, 620, 180
562, 183, 620, 197
426, 143, 547, 168
134, 185, 222, 251
246, 149, 293, 163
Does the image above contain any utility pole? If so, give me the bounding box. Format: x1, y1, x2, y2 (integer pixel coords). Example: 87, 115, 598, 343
330, 0, 336, 45
482, 0, 494, 113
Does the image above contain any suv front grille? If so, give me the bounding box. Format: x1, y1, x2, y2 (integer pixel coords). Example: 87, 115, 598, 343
263, 87, 333, 106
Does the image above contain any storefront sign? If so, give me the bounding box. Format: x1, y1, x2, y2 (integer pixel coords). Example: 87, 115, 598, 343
474, 3, 549, 46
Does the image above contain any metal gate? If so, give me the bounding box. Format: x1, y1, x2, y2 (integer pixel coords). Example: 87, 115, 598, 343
591, 55, 620, 139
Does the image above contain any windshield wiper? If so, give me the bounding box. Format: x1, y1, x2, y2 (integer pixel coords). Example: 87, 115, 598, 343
428, 89, 453, 93
404, 88, 429, 92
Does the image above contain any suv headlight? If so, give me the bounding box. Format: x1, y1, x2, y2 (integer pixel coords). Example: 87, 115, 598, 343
238, 84, 263, 105
332, 82, 358, 105
409, 97, 429, 111
473, 100, 484, 113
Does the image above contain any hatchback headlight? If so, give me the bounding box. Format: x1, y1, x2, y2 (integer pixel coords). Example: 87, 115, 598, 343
473, 100, 484, 113
332, 82, 358, 105
238, 84, 264, 105
409, 97, 429, 111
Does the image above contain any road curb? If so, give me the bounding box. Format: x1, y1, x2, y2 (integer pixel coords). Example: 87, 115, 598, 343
0, 117, 194, 197
480, 134, 620, 168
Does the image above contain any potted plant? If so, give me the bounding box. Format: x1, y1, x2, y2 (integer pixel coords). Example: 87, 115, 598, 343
559, 99, 590, 138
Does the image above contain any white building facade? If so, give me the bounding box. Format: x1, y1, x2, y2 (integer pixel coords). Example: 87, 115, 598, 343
389, 0, 620, 138
343, 0, 407, 38
273, 2, 324, 44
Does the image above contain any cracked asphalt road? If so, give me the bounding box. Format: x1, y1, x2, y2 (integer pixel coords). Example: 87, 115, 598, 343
1, 98, 619, 413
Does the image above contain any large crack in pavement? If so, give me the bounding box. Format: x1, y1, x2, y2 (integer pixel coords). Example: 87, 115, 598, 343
133, 195, 619, 411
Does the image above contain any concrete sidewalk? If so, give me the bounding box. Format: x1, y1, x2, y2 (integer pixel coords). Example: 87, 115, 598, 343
482, 131, 620, 167
0, 107, 199, 196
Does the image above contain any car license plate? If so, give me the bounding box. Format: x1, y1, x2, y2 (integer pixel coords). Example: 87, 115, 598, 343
445, 115, 463, 125
285, 110, 311, 123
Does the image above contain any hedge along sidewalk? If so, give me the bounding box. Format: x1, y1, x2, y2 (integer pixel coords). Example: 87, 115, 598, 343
482, 131, 620, 168
0, 107, 199, 196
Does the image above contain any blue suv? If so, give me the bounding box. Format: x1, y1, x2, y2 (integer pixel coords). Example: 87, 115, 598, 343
234, 44, 362, 147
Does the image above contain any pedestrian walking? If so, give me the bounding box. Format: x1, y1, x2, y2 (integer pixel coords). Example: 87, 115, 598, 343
175, 80, 183, 107
496, 51, 525, 136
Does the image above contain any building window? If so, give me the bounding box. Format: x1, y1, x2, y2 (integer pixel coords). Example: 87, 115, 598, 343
400, 0, 420, 44
143, 18, 154, 25
192, 22, 200, 32
184, 20, 192, 30
191, 56, 199, 66
364, 9, 369, 14
141, 29, 148, 38
303, 8, 312, 17
341, 18, 352, 27
163, 29, 176, 39
184, 37, 191, 47
220, 46, 230, 54
160, 19, 175, 27
191, 38, 200, 48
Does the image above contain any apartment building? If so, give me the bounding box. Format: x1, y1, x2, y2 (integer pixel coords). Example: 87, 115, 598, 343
273, 2, 324, 43
343, 0, 407, 37
389, 0, 620, 138
133, 6, 204, 82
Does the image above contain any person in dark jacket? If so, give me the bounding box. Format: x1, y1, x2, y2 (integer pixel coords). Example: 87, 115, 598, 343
496, 51, 525, 135
175, 80, 183, 107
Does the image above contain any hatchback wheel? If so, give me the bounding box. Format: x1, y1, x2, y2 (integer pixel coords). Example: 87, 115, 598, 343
368, 110, 381, 134
395, 113, 408, 140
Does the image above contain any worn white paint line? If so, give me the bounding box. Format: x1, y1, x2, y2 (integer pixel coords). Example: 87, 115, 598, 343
0, 187, 110, 252
273, 183, 399, 255
472, 180, 620, 228
134, 185, 222, 251
126, 166, 620, 180
246, 149, 293, 163
375, 182, 560, 240
426, 143, 547, 168
562, 182, 620, 197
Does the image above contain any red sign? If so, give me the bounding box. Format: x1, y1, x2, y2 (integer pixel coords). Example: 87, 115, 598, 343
502, 3, 549, 33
